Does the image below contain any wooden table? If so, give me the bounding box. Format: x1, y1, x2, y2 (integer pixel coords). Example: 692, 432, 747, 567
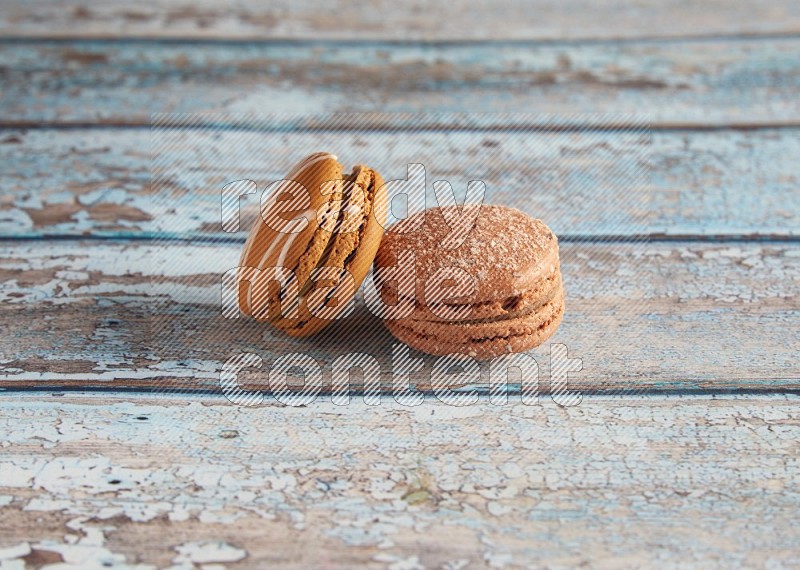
1, 2, 799, 568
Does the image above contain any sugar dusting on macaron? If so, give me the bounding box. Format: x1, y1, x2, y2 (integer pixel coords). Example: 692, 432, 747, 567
374, 204, 563, 360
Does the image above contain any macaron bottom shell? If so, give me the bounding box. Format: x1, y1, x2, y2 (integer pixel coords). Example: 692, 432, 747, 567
384, 292, 565, 361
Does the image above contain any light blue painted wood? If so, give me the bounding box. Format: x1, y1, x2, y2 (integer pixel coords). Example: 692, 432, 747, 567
1, 240, 797, 391
1, 393, 799, 566
1, 3, 797, 564
3, 0, 800, 41
1, 38, 800, 126
1, 127, 798, 239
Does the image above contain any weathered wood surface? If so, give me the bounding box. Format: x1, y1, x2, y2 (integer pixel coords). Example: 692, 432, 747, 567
1, 3, 798, 567
2, 240, 797, 392
2, 0, 799, 40
2, 38, 800, 126
2, 127, 798, 239
0, 394, 798, 568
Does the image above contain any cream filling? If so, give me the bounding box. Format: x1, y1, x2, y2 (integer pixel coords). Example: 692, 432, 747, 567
392, 299, 564, 345
288, 168, 376, 330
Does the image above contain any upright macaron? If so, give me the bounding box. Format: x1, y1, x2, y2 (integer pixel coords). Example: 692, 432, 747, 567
374, 205, 564, 360
238, 152, 387, 336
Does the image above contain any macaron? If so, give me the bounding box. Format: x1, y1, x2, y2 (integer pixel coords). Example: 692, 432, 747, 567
374, 205, 564, 360
238, 152, 387, 337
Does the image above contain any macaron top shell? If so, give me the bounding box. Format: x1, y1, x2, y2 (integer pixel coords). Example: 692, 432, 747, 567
374, 205, 560, 310
239, 152, 343, 288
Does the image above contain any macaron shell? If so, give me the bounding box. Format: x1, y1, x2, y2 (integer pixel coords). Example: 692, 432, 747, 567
238, 153, 343, 320
383, 263, 562, 323
237, 153, 387, 337
239, 153, 342, 274
375, 205, 560, 307
377, 204, 565, 360
272, 165, 387, 337
385, 294, 565, 360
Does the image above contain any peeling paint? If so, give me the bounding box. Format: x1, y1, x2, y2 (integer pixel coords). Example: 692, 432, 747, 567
1, 240, 798, 391
1, 128, 799, 238
0, 395, 799, 567
172, 542, 246, 565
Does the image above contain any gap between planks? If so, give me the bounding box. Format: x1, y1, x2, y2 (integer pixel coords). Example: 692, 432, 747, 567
2, 386, 800, 398
5, 121, 800, 132
3, 32, 800, 46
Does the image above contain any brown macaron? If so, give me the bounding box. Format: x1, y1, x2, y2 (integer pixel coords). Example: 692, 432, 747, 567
238, 152, 387, 337
374, 205, 564, 360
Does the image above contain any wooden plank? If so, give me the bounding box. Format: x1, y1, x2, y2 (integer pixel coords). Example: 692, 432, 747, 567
1, 0, 799, 40
2, 38, 800, 127
1, 240, 797, 392
2, 127, 798, 238
0, 393, 798, 568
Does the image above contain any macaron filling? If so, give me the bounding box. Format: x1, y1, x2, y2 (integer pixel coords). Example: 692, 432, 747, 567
386, 295, 565, 357
391, 290, 564, 340
381, 263, 561, 323
284, 166, 379, 330
239, 152, 387, 338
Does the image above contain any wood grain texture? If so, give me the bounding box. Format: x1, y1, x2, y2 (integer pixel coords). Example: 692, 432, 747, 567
2, 38, 800, 126
2, 127, 798, 239
1, 240, 797, 392
2, 3, 797, 564
2, 0, 800, 40
0, 393, 798, 568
